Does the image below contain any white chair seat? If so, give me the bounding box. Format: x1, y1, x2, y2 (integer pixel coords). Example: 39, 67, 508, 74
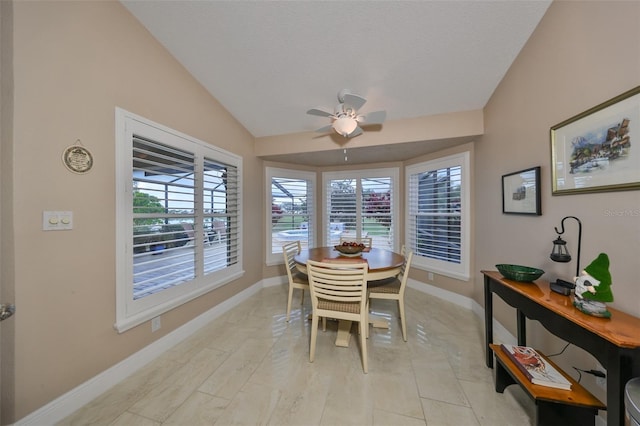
317, 299, 361, 314
369, 279, 401, 294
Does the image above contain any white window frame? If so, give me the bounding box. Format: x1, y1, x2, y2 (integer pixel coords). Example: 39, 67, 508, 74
405, 151, 470, 281
265, 167, 316, 265
115, 108, 243, 333
322, 168, 399, 250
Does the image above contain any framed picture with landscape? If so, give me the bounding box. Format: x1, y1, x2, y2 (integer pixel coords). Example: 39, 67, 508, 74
551, 86, 640, 195
502, 166, 541, 215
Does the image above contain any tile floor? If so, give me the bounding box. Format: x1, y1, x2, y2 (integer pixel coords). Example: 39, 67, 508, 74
59, 285, 534, 425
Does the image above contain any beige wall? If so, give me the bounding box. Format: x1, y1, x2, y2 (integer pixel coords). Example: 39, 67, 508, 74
1, 0, 16, 422
3, 0, 639, 423
6, 1, 260, 421
476, 0, 640, 405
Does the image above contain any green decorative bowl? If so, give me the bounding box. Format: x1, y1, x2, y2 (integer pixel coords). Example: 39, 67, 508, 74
495, 264, 544, 282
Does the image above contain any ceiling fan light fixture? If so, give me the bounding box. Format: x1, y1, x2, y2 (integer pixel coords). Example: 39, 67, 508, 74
332, 116, 357, 137
308, 89, 386, 138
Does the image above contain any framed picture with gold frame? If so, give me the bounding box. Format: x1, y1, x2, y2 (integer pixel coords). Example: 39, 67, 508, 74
551, 86, 640, 195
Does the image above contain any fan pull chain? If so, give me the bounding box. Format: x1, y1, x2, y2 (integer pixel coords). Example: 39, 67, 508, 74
344, 149, 348, 162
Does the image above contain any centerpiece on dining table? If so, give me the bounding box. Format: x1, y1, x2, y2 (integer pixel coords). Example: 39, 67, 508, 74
334, 241, 367, 257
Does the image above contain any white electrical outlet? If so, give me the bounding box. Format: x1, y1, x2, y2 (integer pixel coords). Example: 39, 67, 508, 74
151, 316, 161, 332
428, 272, 434, 281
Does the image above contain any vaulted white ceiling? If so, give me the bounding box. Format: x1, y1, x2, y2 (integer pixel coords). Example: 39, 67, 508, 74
122, 0, 551, 164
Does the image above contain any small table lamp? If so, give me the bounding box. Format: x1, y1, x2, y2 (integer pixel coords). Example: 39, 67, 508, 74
549, 216, 582, 294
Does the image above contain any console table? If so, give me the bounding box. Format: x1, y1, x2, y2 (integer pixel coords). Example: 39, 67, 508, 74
483, 270, 640, 426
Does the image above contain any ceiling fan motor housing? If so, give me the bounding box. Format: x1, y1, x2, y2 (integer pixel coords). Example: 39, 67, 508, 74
334, 103, 356, 118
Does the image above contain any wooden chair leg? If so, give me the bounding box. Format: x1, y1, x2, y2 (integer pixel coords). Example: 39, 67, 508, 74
366, 301, 370, 338
310, 314, 319, 363
398, 298, 407, 341
286, 286, 294, 322
359, 319, 368, 373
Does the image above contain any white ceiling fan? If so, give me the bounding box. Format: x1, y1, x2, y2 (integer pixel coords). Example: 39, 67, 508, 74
306, 89, 387, 138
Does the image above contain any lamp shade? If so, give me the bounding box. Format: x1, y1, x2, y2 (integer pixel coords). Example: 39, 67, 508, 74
550, 236, 571, 263
332, 117, 357, 137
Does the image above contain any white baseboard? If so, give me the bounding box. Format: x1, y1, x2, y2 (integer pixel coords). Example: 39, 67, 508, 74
262, 275, 286, 288
17, 276, 514, 425
408, 278, 474, 310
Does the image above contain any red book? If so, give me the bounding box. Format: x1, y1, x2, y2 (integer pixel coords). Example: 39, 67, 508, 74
500, 344, 572, 390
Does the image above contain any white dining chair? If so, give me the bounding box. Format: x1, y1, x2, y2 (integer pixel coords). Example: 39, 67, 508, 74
306, 258, 370, 373
368, 245, 413, 341
282, 240, 309, 322
339, 236, 373, 248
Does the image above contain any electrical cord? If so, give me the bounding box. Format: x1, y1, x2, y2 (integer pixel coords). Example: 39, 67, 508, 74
546, 342, 570, 358
537, 342, 606, 383
547, 343, 607, 383
572, 366, 606, 383
572, 366, 583, 383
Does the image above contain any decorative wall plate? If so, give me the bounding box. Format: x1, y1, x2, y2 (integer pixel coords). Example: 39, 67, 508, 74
62, 145, 93, 174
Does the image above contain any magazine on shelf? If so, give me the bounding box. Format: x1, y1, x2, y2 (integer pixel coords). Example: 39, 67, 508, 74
500, 344, 572, 390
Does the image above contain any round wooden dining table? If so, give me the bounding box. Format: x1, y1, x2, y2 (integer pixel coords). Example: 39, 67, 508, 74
294, 246, 405, 347
294, 246, 405, 281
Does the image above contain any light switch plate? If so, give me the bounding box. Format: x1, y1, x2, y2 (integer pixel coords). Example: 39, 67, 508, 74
43, 211, 73, 230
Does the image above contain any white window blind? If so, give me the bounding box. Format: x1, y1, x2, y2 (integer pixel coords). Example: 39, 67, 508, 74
327, 178, 357, 245
132, 136, 196, 299
406, 152, 470, 280
116, 108, 243, 332
323, 169, 397, 250
203, 158, 240, 274
266, 168, 315, 265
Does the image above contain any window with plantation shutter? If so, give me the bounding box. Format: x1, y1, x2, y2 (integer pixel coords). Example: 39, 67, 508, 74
266, 168, 316, 265
115, 108, 243, 333
323, 169, 398, 250
406, 152, 470, 280
131, 136, 196, 299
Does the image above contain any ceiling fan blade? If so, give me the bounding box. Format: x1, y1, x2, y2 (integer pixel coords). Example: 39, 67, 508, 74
342, 93, 367, 111
315, 124, 334, 133
348, 126, 364, 138
359, 110, 387, 125
306, 108, 334, 118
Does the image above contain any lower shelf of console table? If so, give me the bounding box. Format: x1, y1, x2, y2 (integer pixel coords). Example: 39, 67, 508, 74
490, 344, 605, 426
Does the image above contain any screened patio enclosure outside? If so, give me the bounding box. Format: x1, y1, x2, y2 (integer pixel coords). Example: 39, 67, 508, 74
131, 136, 239, 300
